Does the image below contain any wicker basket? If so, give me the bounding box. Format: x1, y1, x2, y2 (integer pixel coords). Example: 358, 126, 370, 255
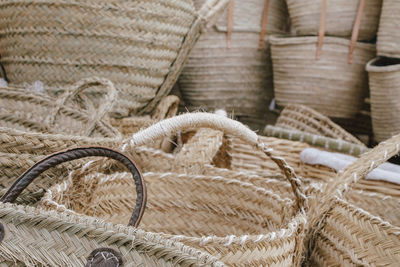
0, 77, 120, 138
366, 57, 400, 142
275, 104, 365, 146
377, 0, 400, 58
177, 0, 288, 129
270, 35, 375, 118
286, 0, 382, 40
0, 0, 230, 117
0, 147, 224, 266
42, 113, 309, 266
306, 133, 400, 266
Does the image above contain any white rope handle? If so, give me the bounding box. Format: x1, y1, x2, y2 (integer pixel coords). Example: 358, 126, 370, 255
130, 113, 308, 211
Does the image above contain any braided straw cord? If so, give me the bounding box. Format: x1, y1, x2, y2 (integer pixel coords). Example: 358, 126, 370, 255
275, 104, 365, 146
270, 35, 375, 118
305, 133, 400, 266
286, 0, 382, 40
0, 202, 224, 266
0, 77, 120, 138
366, 57, 400, 142
377, 0, 400, 58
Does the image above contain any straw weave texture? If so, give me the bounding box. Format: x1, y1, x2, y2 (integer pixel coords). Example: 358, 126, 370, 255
366, 57, 400, 142
286, 0, 382, 40
0, 0, 229, 117
377, 0, 400, 58
270, 35, 375, 118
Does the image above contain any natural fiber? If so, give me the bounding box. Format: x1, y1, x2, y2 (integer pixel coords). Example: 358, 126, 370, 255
177, 0, 288, 129
0, 147, 224, 266
270, 35, 375, 118
306, 133, 400, 266
0, 0, 230, 117
0, 77, 120, 138
275, 104, 365, 146
366, 57, 400, 142
377, 0, 400, 58
286, 0, 382, 40
42, 113, 309, 266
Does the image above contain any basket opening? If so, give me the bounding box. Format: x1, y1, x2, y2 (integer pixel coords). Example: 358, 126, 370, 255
371, 57, 400, 67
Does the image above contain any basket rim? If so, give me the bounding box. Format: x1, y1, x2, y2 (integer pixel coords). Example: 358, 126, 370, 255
269, 34, 375, 50
366, 56, 400, 73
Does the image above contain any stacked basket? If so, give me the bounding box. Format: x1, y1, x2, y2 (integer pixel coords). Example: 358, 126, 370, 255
176, 0, 289, 129
366, 0, 400, 142
271, 0, 380, 119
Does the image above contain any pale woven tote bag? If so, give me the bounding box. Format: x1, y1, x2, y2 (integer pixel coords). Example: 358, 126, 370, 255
377, 0, 400, 58
0, 77, 120, 138
42, 113, 309, 266
0, 146, 224, 266
366, 57, 400, 142
177, 0, 288, 129
271, 0, 376, 118
305, 133, 400, 266
286, 0, 382, 40
0, 0, 229, 117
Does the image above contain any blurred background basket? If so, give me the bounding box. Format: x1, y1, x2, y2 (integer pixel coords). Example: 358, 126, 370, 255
376, 0, 400, 58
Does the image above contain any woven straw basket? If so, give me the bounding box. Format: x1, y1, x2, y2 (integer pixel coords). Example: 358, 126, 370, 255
0, 0, 229, 117
275, 104, 365, 146
0, 77, 120, 138
0, 146, 225, 266
177, 0, 288, 129
377, 0, 400, 58
42, 113, 309, 266
305, 133, 400, 266
286, 0, 382, 40
366, 57, 400, 142
270, 35, 375, 118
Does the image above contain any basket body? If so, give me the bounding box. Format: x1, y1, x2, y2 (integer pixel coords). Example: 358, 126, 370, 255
0, 0, 228, 117
286, 0, 382, 40
377, 0, 400, 58
178, 0, 288, 129
270, 35, 375, 118
366, 57, 400, 142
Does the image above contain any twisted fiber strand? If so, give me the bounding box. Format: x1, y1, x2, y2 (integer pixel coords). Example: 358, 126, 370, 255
0, 202, 224, 266
270, 35, 375, 118
375, 0, 400, 57
286, 0, 381, 40
276, 104, 365, 146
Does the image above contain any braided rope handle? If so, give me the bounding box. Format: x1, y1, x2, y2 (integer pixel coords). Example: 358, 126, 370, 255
130, 113, 308, 211
1, 147, 146, 227
48, 77, 117, 135
198, 0, 231, 27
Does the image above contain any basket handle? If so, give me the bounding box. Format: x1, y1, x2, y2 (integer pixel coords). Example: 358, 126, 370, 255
130, 113, 308, 211
0, 147, 146, 228
316, 0, 364, 62
198, 0, 231, 28
48, 77, 117, 136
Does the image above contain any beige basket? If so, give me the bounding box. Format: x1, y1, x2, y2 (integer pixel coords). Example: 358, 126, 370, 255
0, 0, 229, 117
275, 104, 365, 146
377, 0, 400, 58
306, 133, 400, 266
177, 0, 288, 129
42, 113, 309, 266
270, 35, 375, 118
0, 147, 224, 266
366, 57, 400, 142
286, 0, 382, 40
0, 77, 120, 138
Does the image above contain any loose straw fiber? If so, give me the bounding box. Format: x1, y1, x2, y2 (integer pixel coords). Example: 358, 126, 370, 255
286, 0, 382, 40
270, 35, 375, 118
177, 0, 288, 129
0, 0, 229, 117
366, 57, 400, 142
